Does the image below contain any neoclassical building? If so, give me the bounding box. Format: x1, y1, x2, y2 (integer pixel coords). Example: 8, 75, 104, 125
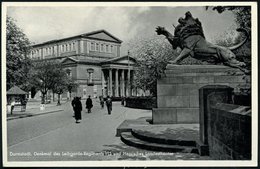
30, 30, 136, 99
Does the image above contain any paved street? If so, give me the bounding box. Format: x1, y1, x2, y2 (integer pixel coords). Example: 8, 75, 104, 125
7, 99, 209, 161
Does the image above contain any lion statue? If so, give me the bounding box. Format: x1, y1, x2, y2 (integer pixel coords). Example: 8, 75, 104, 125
156, 11, 249, 74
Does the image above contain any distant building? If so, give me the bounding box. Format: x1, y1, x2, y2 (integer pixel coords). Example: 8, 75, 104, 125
30, 30, 136, 99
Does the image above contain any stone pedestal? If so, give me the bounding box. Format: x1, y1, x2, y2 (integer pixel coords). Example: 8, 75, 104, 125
199, 85, 233, 147
153, 64, 246, 124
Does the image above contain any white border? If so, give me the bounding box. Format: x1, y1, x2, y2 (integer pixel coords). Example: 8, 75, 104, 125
2, 1, 258, 167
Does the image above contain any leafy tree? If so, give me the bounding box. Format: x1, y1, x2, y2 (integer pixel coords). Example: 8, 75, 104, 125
49, 64, 70, 105
206, 6, 251, 31
207, 6, 251, 67
30, 61, 66, 104
6, 16, 32, 91
128, 36, 178, 96
67, 78, 78, 100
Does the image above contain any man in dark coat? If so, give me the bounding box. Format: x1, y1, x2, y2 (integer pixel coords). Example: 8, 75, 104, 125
106, 96, 112, 115
72, 97, 82, 123
71, 97, 76, 117
86, 95, 93, 113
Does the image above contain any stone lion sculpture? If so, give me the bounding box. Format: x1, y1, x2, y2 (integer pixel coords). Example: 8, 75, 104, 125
156, 11, 249, 74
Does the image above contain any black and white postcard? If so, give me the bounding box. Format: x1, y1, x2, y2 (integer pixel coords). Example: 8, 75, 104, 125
1, 1, 258, 167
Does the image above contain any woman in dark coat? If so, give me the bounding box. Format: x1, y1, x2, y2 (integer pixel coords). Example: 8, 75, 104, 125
86, 95, 93, 113
73, 97, 82, 123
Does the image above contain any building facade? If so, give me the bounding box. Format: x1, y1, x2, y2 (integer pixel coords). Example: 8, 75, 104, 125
30, 30, 136, 99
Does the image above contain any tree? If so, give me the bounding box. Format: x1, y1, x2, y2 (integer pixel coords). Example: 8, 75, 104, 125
129, 34, 205, 96
30, 61, 66, 104
67, 78, 78, 100
6, 16, 32, 91
49, 64, 70, 105
206, 6, 251, 31
207, 6, 251, 68
129, 35, 178, 96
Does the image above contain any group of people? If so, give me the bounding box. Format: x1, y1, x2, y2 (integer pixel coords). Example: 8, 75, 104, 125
71, 95, 113, 123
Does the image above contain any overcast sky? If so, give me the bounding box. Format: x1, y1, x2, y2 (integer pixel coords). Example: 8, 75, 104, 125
7, 6, 237, 55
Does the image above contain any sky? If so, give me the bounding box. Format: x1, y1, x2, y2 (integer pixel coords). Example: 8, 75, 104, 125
7, 5, 237, 55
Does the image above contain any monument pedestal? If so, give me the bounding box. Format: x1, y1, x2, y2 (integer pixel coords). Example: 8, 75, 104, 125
153, 64, 246, 124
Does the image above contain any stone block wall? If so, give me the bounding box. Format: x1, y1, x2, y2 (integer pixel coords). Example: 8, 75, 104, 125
153, 65, 248, 124
208, 103, 251, 160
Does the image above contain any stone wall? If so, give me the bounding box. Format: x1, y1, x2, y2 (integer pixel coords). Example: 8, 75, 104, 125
153, 65, 247, 124
208, 103, 251, 160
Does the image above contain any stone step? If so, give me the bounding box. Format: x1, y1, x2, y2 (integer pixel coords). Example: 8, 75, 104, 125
131, 129, 197, 147
121, 132, 198, 153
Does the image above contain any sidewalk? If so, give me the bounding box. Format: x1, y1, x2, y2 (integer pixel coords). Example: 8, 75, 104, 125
7, 100, 67, 121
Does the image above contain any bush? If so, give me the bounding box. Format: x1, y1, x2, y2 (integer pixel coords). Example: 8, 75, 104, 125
125, 96, 157, 110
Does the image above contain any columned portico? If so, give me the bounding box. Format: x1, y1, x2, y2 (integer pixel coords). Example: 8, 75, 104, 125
100, 55, 136, 98
101, 68, 135, 98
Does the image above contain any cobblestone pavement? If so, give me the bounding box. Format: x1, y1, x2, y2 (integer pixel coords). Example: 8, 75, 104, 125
7, 100, 211, 162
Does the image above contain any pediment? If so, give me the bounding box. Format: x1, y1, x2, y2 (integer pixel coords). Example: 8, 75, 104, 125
115, 59, 136, 64
101, 56, 136, 65
61, 57, 77, 64
86, 31, 122, 43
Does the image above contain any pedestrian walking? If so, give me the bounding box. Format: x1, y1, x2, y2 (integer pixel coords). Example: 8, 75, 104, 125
72, 97, 82, 123
71, 97, 76, 117
106, 96, 112, 115
99, 96, 104, 108
10, 98, 15, 115
121, 97, 125, 106
86, 95, 93, 113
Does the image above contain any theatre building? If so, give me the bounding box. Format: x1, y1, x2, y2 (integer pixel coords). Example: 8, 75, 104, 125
30, 30, 136, 99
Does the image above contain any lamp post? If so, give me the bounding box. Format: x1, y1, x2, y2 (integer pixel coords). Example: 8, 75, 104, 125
127, 51, 131, 97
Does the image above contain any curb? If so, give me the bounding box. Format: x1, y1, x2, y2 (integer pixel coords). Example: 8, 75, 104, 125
7, 109, 63, 121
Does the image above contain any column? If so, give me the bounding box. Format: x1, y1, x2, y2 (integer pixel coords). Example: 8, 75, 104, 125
56, 45, 58, 56
121, 70, 125, 97
101, 70, 105, 96
115, 69, 119, 97
127, 69, 131, 97
41, 48, 44, 59
130, 70, 135, 96
109, 69, 112, 96
80, 40, 84, 54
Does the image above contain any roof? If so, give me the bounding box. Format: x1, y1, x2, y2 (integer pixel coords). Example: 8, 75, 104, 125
32, 30, 122, 47
61, 55, 103, 65
7, 86, 27, 95
101, 55, 136, 64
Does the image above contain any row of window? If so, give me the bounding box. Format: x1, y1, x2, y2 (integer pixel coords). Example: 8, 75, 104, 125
31, 42, 76, 58
31, 41, 116, 59
90, 42, 114, 53
61, 42, 76, 53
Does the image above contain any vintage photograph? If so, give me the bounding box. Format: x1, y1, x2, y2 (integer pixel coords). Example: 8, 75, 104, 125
2, 2, 257, 167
